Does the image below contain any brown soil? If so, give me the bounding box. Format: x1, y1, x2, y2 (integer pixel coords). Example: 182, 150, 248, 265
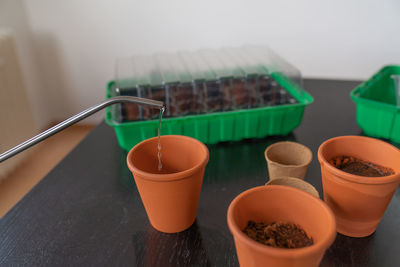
329, 156, 394, 177
242, 221, 313, 249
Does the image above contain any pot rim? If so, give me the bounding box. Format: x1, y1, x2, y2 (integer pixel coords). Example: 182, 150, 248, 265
318, 136, 400, 185
127, 135, 209, 182
227, 185, 336, 258
264, 141, 313, 168
265, 176, 320, 198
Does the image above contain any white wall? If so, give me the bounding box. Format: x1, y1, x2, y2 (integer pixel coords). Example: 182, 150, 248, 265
10, 0, 400, 124
0, 0, 46, 129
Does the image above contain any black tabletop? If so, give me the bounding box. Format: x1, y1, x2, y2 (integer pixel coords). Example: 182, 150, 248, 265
1, 79, 399, 267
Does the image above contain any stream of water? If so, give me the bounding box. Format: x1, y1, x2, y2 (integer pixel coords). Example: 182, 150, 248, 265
157, 106, 165, 171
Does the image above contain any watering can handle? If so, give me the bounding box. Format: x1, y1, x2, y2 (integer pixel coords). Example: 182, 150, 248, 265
0, 96, 164, 163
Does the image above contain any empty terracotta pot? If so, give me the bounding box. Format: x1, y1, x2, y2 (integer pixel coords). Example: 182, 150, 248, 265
227, 185, 336, 267
127, 135, 209, 233
265, 141, 312, 180
265, 176, 320, 198
318, 136, 400, 237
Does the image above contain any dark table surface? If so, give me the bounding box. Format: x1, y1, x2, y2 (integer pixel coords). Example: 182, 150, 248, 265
1, 79, 400, 267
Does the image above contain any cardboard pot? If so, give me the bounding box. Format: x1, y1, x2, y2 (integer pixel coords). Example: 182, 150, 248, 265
265, 141, 312, 180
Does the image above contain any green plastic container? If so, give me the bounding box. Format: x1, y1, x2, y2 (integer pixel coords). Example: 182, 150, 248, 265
106, 72, 313, 151
351, 65, 400, 143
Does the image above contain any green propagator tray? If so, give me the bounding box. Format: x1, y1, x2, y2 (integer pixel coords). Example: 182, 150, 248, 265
351, 65, 400, 143
106, 72, 313, 151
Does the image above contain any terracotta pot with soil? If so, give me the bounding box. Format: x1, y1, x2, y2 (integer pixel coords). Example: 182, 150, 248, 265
227, 185, 336, 267
318, 136, 400, 237
127, 135, 209, 233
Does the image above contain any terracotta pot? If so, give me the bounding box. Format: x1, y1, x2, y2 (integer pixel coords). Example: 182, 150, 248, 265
227, 185, 336, 267
318, 136, 400, 237
265, 176, 320, 198
264, 141, 312, 180
127, 135, 209, 233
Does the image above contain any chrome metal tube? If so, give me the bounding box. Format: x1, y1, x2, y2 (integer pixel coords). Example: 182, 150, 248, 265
0, 96, 164, 162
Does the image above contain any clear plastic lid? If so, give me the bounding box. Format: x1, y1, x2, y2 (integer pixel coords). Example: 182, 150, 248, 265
243, 45, 302, 86
132, 55, 152, 87
129, 54, 164, 88
216, 48, 246, 79
114, 45, 302, 90
115, 57, 136, 90
178, 51, 207, 83
222, 47, 260, 78
198, 49, 234, 80
154, 53, 179, 85
240, 46, 272, 76
185, 51, 218, 82
166, 52, 192, 84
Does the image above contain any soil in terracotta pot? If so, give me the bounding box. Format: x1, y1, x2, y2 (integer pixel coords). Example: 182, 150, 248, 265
329, 156, 394, 177
242, 221, 313, 249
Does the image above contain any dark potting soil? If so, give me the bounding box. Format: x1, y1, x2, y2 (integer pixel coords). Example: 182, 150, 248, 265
242, 221, 314, 249
329, 155, 394, 177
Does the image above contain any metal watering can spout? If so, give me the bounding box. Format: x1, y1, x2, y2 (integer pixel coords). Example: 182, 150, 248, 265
0, 96, 164, 162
